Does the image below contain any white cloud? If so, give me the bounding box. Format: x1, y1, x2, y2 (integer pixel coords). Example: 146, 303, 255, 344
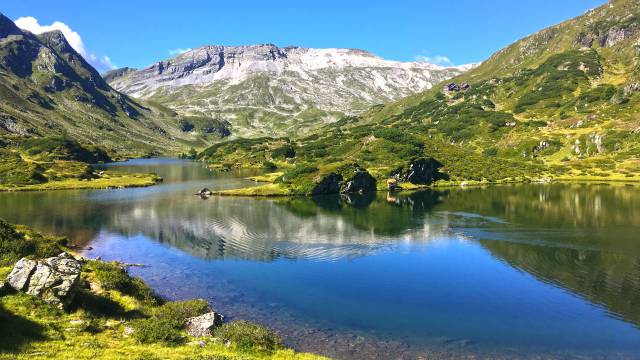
415, 54, 454, 67
169, 48, 192, 56
14, 16, 116, 72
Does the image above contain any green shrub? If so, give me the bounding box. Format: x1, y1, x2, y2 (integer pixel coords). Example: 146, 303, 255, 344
152, 300, 210, 328
373, 127, 423, 148
271, 145, 296, 159
132, 317, 183, 345
262, 161, 277, 170
0, 220, 33, 266
483, 147, 498, 156
215, 320, 282, 351
132, 299, 210, 345
0, 150, 46, 185
282, 164, 318, 181
90, 262, 158, 305
0, 219, 64, 266
20, 136, 111, 163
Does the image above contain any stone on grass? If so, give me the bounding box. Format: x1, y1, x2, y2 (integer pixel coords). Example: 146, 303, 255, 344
6, 258, 37, 291
5, 253, 82, 307
185, 311, 224, 337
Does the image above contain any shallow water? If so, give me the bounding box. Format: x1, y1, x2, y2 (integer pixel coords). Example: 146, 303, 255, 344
1, 159, 639, 359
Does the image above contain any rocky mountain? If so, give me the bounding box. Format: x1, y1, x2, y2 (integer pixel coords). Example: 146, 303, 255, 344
0, 13, 224, 155
102, 67, 137, 83
107, 45, 471, 137
199, 0, 640, 192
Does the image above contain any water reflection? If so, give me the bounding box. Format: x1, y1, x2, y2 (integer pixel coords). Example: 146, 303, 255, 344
1, 160, 639, 356
106, 191, 451, 262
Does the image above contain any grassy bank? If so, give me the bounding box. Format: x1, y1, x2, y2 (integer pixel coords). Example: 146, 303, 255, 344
0, 137, 164, 192
0, 171, 161, 192
0, 220, 326, 360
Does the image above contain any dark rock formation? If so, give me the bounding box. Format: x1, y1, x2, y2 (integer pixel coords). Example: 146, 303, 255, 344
341, 171, 376, 194
391, 158, 446, 185
312, 167, 377, 195
196, 188, 213, 196
312, 173, 343, 195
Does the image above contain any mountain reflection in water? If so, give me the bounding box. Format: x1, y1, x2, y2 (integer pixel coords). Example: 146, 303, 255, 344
0, 160, 638, 357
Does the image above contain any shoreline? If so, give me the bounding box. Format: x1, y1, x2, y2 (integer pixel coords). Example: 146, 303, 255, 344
209, 173, 640, 197
0, 220, 326, 360
0, 172, 162, 192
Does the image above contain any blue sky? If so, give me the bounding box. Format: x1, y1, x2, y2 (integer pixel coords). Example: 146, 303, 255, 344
3, 0, 605, 71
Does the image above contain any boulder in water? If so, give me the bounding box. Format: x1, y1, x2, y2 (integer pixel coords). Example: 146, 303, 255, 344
196, 188, 213, 196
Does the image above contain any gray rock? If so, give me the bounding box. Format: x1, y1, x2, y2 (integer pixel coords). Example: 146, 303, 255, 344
5, 253, 82, 307
600, 27, 637, 48
185, 311, 225, 337
6, 258, 37, 291
575, 33, 594, 48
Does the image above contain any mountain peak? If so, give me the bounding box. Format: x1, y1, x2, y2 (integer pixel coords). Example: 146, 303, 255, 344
36, 30, 75, 54
0, 12, 23, 38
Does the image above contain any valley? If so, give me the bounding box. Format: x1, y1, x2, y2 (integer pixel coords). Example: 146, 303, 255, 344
1, 1, 640, 359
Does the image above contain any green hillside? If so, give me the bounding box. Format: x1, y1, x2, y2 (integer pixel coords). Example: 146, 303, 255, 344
200, 0, 640, 195
0, 13, 227, 157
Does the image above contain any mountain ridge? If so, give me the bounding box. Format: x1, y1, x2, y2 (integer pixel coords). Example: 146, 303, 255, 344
0, 12, 230, 155
108, 43, 472, 137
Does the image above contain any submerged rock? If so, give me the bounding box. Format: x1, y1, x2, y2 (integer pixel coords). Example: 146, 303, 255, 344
185, 311, 225, 337
6, 253, 82, 307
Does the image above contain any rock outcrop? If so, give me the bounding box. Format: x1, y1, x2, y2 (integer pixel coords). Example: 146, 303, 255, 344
6, 253, 82, 307
391, 158, 446, 185
185, 311, 225, 337
341, 171, 376, 194
312, 173, 343, 195
312, 166, 377, 195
